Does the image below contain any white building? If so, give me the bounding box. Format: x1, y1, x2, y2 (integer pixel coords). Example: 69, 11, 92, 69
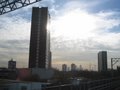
0, 79, 49, 90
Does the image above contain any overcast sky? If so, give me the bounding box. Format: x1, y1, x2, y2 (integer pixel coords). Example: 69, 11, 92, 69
0, 0, 120, 70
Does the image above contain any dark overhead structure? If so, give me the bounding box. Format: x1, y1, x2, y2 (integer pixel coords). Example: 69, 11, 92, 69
0, 0, 42, 15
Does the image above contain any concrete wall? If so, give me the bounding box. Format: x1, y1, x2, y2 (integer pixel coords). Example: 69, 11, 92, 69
31, 68, 54, 79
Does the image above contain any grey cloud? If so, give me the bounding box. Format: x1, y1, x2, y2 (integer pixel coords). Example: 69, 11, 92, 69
0, 40, 29, 51
0, 0, 120, 69
0, 39, 29, 68
52, 35, 120, 66
0, 40, 28, 58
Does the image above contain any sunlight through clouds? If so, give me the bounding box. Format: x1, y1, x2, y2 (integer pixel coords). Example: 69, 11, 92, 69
51, 8, 120, 50
0, 0, 120, 69
52, 9, 96, 40
51, 0, 120, 68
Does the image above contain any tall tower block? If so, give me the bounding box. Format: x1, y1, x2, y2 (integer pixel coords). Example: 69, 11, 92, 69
98, 51, 107, 72
29, 7, 51, 68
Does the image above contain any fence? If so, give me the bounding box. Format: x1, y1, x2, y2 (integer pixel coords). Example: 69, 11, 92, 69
42, 84, 73, 90
43, 77, 120, 90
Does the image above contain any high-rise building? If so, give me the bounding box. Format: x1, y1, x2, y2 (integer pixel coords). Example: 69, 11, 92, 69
29, 7, 51, 68
62, 64, 67, 72
79, 65, 83, 71
98, 51, 107, 72
8, 58, 16, 69
71, 63, 76, 71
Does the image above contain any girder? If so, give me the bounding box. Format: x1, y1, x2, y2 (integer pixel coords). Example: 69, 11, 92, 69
0, 0, 42, 15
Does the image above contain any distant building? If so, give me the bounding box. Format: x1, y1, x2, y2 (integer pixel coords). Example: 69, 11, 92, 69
17, 68, 54, 80
0, 79, 49, 90
71, 63, 76, 71
79, 65, 83, 71
98, 51, 107, 72
62, 64, 67, 71
8, 58, 16, 69
29, 7, 51, 69
0, 68, 17, 79
117, 66, 120, 71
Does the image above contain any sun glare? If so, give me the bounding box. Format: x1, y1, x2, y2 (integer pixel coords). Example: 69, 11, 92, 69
52, 10, 97, 40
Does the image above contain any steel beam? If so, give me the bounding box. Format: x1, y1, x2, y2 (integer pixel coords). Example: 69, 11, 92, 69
0, 0, 42, 15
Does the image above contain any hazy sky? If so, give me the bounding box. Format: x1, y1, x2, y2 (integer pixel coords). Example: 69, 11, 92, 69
0, 0, 120, 70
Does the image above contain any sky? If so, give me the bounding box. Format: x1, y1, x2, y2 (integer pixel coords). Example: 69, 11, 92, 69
0, 0, 120, 70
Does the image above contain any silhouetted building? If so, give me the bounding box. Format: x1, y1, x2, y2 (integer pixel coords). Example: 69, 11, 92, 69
0, 68, 17, 79
79, 65, 83, 71
62, 64, 67, 71
29, 7, 51, 68
48, 51, 52, 68
117, 66, 120, 71
8, 58, 16, 69
71, 63, 76, 71
98, 51, 107, 72
46, 29, 52, 68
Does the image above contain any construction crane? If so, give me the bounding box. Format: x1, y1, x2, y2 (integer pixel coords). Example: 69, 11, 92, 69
0, 0, 42, 15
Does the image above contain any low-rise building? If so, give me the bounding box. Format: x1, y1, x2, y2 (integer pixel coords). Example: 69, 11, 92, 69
0, 79, 49, 90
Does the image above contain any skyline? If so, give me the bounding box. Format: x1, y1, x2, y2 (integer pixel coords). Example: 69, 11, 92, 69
0, 0, 120, 70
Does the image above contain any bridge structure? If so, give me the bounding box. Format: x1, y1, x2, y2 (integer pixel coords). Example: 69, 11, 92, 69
0, 0, 42, 15
43, 77, 120, 90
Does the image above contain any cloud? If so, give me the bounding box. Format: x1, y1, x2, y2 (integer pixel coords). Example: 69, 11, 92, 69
0, 0, 57, 68
0, 0, 120, 69
50, 1, 120, 69
51, 10, 120, 49
0, 13, 31, 67
0, 15, 30, 40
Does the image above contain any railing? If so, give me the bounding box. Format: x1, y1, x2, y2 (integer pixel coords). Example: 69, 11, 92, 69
87, 77, 120, 90
43, 77, 120, 90
42, 84, 73, 90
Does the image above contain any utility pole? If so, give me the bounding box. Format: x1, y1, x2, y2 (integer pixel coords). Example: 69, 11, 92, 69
111, 58, 120, 77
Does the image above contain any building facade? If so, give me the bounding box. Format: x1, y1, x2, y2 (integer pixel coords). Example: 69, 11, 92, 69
98, 51, 107, 72
62, 64, 67, 71
29, 7, 51, 68
71, 63, 77, 71
79, 65, 83, 71
0, 80, 49, 90
8, 58, 16, 69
